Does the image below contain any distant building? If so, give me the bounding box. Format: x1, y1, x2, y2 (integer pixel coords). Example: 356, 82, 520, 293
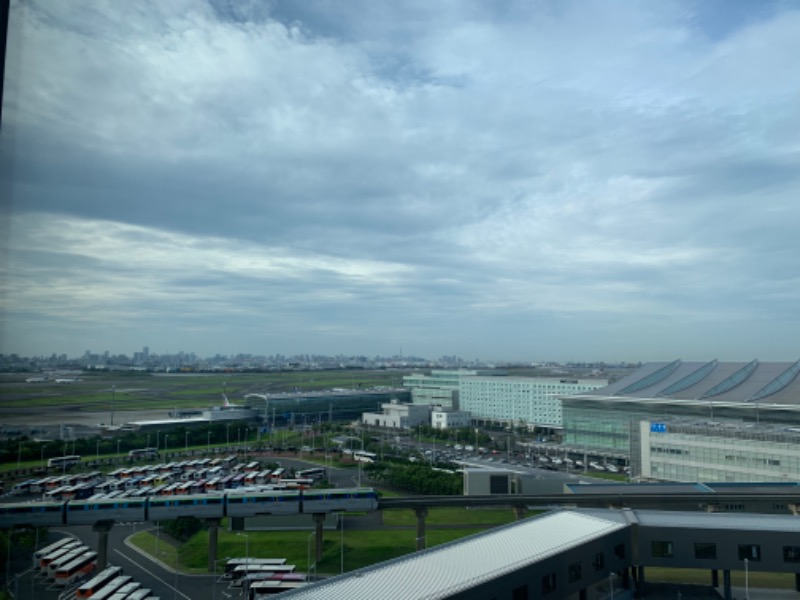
431, 407, 471, 430
362, 400, 431, 429
244, 388, 410, 425
562, 360, 800, 482
460, 376, 607, 429
404, 369, 502, 409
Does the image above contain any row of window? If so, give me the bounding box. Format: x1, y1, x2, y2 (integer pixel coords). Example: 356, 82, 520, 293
651, 541, 800, 563
537, 545, 626, 596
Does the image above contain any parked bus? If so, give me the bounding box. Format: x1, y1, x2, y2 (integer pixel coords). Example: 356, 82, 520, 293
76, 565, 122, 598
224, 558, 287, 577
48, 455, 82, 469
11, 479, 38, 496
53, 551, 98, 587
37, 542, 82, 570
128, 447, 159, 460
229, 564, 295, 580
32, 536, 76, 569
353, 450, 377, 463
83, 575, 133, 600
105, 580, 141, 599
248, 581, 307, 597
296, 467, 327, 480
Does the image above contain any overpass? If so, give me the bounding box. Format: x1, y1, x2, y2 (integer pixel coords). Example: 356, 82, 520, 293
4, 490, 799, 575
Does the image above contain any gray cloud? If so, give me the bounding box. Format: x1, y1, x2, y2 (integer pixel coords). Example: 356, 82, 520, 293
2, 0, 800, 362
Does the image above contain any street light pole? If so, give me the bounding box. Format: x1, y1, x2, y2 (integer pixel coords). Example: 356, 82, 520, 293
609, 572, 614, 599
165, 435, 169, 455
744, 558, 749, 600
207, 431, 211, 454
111, 384, 115, 426
185, 431, 189, 454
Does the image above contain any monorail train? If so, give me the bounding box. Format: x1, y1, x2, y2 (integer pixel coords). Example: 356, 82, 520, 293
0, 488, 378, 528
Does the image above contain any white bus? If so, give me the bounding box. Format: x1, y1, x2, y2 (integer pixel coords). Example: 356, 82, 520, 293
48, 455, 82, 469
353, 451, 377, 463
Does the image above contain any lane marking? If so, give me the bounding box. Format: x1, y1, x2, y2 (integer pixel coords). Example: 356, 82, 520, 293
112, 548, 192, 600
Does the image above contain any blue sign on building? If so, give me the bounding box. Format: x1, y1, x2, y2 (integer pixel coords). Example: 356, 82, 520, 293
650, 423, 667, 433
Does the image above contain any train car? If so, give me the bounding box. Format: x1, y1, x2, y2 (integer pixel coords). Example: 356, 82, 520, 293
0, 500, 65, 528
88, 575, 133, 600
301, 488, 379, 513
147, 494, 225, 520
53, 551, 97, 587
65, 497, 147, 526
225, 490, 301, 517
76, 565, 123, 598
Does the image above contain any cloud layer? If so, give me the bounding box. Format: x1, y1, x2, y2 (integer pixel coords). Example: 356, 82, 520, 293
2, 0, 799, 361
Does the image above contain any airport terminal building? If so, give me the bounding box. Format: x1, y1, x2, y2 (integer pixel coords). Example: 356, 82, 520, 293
562, 360, 800, 482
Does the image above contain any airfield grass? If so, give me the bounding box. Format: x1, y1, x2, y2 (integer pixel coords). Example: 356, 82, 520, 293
382, 506, 518, 526
0, 370, 404, 412
130, 516, 499, 575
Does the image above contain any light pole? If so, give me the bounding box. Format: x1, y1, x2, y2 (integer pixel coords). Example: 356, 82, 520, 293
609, 572, 614, 599
226, 424, 230, 448
744, 558, 749, 600
116, 439, 121, 459
111, 384, 115, 426
165, 434, 169, 455
207, 431, 211, 454
96, 440, 100, 462
185, 431, 189, 454
157, 431, 160, 454
340, 513, 345, 574
236, 533, 249, 564
147, 434, 151, 450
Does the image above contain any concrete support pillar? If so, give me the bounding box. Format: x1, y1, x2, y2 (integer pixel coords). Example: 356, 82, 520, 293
313, 513, 325, 563
711, 569, 719, 588
795, 573, 800, 592
723, 570, 732, 600
512, 505, 526, 521
92, 520, 114, 570
415, 507, 428, 551
206, 518, 221, 572
636, 565, 645, 598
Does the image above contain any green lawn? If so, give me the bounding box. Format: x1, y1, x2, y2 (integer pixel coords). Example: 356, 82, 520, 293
382, 506, 518, 526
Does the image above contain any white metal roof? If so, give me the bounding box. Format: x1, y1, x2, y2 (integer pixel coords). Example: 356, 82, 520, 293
279, 511, 626, 600
632, 509, 800, 533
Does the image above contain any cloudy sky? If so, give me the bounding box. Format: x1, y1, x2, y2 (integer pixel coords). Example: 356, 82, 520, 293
2, 0, 799, 363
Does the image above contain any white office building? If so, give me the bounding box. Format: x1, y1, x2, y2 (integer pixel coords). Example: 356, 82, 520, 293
403, 369, 502, 409
362, 400, 431, 429
460, 376, 608, 429
431, 408, 471, 430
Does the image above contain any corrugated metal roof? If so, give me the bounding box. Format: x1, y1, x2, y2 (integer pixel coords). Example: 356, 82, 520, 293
632, 510, 800, 533
279, 511, 626, 600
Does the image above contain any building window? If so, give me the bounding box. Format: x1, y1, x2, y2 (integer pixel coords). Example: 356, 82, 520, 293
783, 547, 800, 563
694, 542, 717, 560
541, 573, 556, 595
652, 541, 673, 558
568, 562, 582, 583
614, 543, 626, 559
592, 552, 605, 571
738, 545, 761, 561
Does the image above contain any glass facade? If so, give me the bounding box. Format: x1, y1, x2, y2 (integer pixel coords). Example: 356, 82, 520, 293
641, 422, 800, 483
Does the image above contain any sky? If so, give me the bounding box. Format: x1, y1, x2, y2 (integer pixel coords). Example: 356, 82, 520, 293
1, 0, 799, 363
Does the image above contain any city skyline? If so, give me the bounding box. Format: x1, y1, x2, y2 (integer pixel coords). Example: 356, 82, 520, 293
2, 1, 800, 362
